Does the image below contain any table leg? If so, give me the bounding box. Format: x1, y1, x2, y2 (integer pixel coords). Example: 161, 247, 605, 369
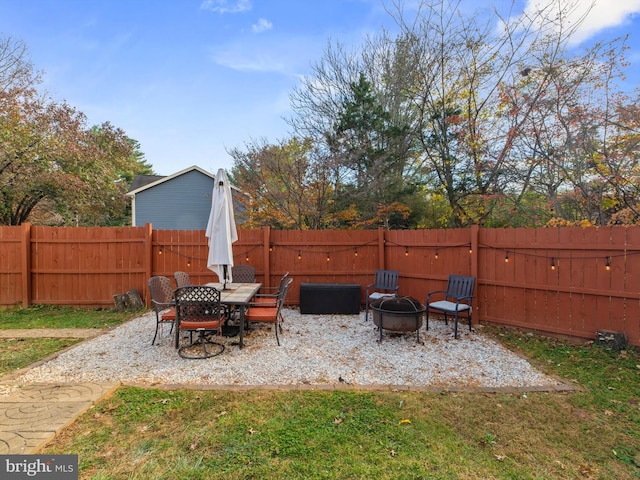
239, 305, 245, 349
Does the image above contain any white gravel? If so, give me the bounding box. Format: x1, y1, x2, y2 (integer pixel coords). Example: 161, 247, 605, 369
11, 309, 563, 389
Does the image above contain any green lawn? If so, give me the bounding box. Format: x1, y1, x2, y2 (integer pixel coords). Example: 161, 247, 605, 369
0, 304, 141, 329
0, 305, 140, 376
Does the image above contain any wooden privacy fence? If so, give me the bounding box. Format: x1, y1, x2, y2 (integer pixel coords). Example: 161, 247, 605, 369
1, 223, 639, 346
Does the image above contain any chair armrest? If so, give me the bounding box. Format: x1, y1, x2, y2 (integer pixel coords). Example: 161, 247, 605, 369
259, 286, 279, 293
253, 293, 277, 301
425, 290, 447, 304
453, 295, 473, 304
248, 301, 277, 308
254, 292, 278, 298
250, 293, 278, 307
152, 299, 174, 310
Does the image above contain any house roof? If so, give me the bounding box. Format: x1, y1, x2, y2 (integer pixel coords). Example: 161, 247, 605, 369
128, 174, 165, 192
126, 165, 239, 197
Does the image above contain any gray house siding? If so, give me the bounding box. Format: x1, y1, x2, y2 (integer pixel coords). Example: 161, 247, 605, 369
135, 170, 214, 230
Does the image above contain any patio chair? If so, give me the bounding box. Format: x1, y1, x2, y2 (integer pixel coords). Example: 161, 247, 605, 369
425, 275, 475, 339
174, 285, 226, 359
253, 272, 289, 307
365, 269, 399, 321
245, 277, 293, 346
174, 271, 191, 289
147, 276, 176, 345
231, 264, 256, 283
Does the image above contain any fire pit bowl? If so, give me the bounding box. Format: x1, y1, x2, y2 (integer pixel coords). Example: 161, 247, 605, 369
371, 296, 425, 343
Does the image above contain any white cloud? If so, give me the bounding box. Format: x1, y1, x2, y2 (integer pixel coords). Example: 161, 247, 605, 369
209, 34, 325, 76
211, 46, 288, 73
524, 0, 640, 45
252, 18, 273, 34
200, 0, 251, 14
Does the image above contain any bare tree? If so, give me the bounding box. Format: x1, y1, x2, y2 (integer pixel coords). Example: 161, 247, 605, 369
0, 36, 39, 94
289, 32, 424, 228
383, 0, 607, 226
284, 1, 635, 227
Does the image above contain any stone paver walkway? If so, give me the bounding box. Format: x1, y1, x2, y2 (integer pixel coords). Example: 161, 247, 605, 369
0, 328, 117, 454
0, 382, 119, 454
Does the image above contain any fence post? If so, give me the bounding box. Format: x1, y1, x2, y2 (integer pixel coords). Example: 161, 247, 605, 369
263, 226, 271, 288
21, 223, 31, 307
470, 224, 479, 325
144, 223, 153, 306
377, 226, 386, 270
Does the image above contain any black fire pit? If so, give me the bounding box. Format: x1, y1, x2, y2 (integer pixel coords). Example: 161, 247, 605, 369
371, 296, 425, 344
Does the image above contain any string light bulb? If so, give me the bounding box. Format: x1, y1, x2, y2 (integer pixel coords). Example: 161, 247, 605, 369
298, 251, 302, 260
187, 258, 192, 268
504, 252, 509, 263
405, 247, 409, 256
551, 258, 555, 270
245, 254, 249, 262
606, 257, 611, 271
326, 252, 330, 262
354, 248, 358, 257
435, 249, 439, 259
158, 247, 162, 255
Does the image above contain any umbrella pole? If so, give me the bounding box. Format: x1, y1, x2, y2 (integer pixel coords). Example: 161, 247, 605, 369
223, 265, 227, 290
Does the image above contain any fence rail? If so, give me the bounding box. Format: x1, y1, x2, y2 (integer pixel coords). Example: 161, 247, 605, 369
1, 224, 638, 346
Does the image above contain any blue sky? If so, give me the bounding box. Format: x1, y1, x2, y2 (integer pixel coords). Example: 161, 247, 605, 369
1, 0, 640, 176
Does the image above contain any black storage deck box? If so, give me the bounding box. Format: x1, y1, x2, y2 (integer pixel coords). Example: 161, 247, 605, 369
299, 283, 361, 314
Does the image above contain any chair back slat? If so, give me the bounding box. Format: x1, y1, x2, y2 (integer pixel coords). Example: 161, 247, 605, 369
374, 269, 399, 290
446, 275, 475, 300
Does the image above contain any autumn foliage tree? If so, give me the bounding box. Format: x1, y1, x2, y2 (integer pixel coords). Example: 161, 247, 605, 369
230, 137, 334, 229
0, 36, 150, 226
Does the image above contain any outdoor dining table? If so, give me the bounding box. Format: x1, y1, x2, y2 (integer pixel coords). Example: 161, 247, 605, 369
205, 282, 262, 349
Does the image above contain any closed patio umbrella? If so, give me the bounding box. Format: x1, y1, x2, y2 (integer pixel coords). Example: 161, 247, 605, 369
205, 168, 238, 288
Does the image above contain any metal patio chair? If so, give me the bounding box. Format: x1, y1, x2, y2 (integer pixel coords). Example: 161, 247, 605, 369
252, 272, 289, 307
245, 277, 293, 346
364, 269, 399, 321
174, 271, 191, 289
425, 275, 475, 339
174, 285, 226, 359
231, 264, 256, 283
148, 276, 176, 345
